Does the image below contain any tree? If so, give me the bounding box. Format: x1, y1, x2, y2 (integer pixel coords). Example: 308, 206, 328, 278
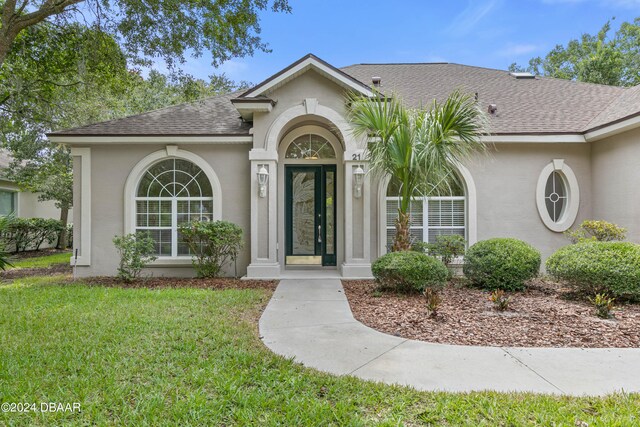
0, 22, 249, 249
348, 91, 488, 252
0, 0, 291, 67
510, 18, 640, 86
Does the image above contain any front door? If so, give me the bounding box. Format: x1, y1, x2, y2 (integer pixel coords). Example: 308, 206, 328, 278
285, 165, 336, 266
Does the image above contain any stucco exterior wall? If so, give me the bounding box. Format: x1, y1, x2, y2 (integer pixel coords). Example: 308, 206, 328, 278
76, 143, 251, 277
592, 127, 640, 243
372, 143, 592, 263
469, 143, 592, 261
0, 179, 65, 220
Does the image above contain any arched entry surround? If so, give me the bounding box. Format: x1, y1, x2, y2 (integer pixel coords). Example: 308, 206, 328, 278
246, 99, 371, 278
278, 125, 344, 268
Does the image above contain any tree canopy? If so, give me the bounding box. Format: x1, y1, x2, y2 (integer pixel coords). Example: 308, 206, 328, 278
510, 17, 640, 87
0, 0, 291, 67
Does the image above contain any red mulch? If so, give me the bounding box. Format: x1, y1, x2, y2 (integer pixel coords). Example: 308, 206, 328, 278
72, 276, 278, 291
342, 279, 640, 348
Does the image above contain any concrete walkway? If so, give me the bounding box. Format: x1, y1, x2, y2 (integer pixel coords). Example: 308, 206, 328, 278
259, 279, 640, 396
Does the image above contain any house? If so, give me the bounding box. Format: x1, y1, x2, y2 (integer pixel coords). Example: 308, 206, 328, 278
47, 54, 640, 278
0, 150, 64, 221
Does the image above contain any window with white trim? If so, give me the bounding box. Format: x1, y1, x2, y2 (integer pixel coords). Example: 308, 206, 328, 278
136, 158, 213, 257
385, 177, 466, 252
535, 159, 580, 232
0, 190, 16, 216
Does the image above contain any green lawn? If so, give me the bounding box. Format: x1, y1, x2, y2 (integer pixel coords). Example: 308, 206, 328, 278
8, 251, 71, 269
0, 276, 638, 426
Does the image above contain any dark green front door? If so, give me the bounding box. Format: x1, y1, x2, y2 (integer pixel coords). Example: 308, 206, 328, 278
285, 165, 336, 266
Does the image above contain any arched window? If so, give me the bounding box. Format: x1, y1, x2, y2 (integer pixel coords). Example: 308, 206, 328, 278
536, 159, 580, 232
385, 176, 466, 252
136, 158, 214, 256
285, 134, 336, 160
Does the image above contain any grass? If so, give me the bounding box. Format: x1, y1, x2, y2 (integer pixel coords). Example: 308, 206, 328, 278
8, 251, 71, 269
0, 276, 639, 426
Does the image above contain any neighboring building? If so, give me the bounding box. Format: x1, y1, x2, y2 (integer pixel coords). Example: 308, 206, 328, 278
48, 54, 640, 278
0, 151, 63, 221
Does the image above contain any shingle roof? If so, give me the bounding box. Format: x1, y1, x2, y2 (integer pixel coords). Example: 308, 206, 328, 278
584, 84, 640, 132
50, 60, 640, 137
50, 91, 251, 136
341, 63, 630, 134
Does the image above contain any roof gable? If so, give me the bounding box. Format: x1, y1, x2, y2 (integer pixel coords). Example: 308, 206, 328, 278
238, 54, 374, 99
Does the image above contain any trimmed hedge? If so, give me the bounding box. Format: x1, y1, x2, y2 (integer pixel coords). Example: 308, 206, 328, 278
2, 217, 64, 252
372, 250, 448, 293
463, 238, 540, 291
546, 241, 640, 300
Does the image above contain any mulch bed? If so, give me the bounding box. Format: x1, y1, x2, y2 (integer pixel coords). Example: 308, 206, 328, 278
0, 263, 71, 280
70, 276, 278, 291
343, 279, 640, 348
8, 248, 70, 260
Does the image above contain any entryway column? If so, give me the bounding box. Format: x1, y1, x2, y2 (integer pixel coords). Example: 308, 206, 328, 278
341, 158, 372, 278
246, 149, 280, 278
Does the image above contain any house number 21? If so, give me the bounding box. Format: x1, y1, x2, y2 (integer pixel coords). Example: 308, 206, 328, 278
352, 153, 361, 160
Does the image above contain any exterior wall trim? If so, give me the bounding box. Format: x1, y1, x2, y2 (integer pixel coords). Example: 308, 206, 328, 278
49, 135, 253, 145
70, 147, 91, 266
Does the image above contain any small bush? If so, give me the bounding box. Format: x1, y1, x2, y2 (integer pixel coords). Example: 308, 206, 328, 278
565, 220, 626, 243
589, 293, 615, 319
489, 290, 510, 311
372, 251, 448, 293
546, 241, 640, 300
2, 217, 63, 252
179, 220, 244, 278
0, 216, 13, 270
424, 288, 442, 318
463, 238, 540, 291
113, 233, 157, 282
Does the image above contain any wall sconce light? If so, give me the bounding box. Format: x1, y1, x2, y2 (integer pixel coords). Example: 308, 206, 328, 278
353, 165, 365, 198
257, 165, 269, 198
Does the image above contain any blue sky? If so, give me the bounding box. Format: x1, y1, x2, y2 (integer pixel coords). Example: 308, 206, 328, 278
179, 0, 639, 84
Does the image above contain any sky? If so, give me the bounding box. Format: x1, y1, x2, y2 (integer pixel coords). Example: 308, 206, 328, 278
178, 0, 640, 85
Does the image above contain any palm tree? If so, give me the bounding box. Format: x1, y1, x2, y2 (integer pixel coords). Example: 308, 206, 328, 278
348, 90, 488, 251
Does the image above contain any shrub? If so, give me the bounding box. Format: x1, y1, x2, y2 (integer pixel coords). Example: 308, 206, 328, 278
0, 215, 13, 270
112, 233, 157, 282
424, 288, 442, 318
546, 241, 640, 300
372, 251, 448, 293
565, 220, 626, 243
463, 238, 540, 291
179, 220, 244, 278
2, 217, 63, 252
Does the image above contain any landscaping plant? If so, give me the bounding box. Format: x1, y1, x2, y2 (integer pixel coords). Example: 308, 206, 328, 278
2, 217, 64, 252
372, 250, 448, 293
348, 90, 487, 251
0, 215, 13, 270
546, 241, 640, 300
565, 220, 626, 243
112, 233, 157, 282
179, 220, 243, 278
589, 293, 615, 319
424, 288, 442, 318
489, 289, 510, 311
415, 234, 466, 277
463, 238, 540, 291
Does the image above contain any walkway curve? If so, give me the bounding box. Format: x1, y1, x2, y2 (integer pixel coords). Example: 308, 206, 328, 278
259, 279, 640, 396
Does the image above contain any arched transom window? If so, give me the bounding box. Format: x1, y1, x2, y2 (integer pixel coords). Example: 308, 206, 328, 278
285, 134, 336, 160
136, 158, 213, 256
385, 176, 466, 252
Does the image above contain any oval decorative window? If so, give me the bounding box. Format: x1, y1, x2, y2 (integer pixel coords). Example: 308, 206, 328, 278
536, 159, 579, 232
